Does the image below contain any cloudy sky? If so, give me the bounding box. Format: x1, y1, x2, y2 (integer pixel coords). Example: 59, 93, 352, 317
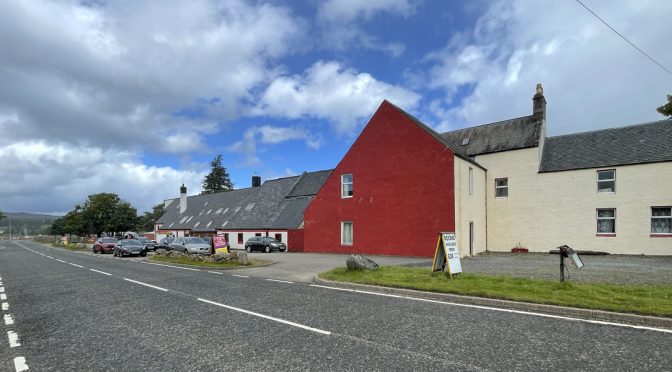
1, 0, 670, 215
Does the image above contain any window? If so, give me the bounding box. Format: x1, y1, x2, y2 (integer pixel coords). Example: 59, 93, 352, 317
341, 221, 353, 245
341, 174, 353, 198
237, 233, 243, 244
651, 207, 672, 235
597, 169, 615, 193
255, 233, 262, 237
495, 178, 508, 197
596, 209, 616, 235
275, 233, 282, 242
468, 167, 473, 195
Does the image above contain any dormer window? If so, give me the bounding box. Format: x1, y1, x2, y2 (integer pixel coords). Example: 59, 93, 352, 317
341, 174, 353, 198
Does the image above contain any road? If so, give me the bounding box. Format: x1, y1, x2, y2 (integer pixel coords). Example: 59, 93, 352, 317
0, 240, 670, 371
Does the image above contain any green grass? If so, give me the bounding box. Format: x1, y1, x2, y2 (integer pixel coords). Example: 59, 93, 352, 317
320, 266, 672, 317
150, 255, 269, 268
52, 243, 90, 251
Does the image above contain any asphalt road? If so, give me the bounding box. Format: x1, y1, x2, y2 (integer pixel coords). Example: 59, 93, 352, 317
0, 240, 670, 371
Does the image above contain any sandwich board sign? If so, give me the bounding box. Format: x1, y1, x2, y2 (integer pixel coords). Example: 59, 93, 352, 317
432, 232, 462, 278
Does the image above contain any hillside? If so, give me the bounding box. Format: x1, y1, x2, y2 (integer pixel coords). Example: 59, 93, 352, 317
0, 212, 60, 236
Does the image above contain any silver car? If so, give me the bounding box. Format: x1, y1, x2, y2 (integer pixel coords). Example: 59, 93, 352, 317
170, 237, 211, 255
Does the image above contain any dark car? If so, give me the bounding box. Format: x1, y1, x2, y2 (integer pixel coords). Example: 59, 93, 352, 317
244, 236, 287, 253
137, 236, 157, 251
93, 237, 117, 254
113, 239, 147, 257
157, 237, 175, 250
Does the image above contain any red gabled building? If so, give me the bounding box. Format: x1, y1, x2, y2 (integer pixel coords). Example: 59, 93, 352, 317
304, 100, 485, 257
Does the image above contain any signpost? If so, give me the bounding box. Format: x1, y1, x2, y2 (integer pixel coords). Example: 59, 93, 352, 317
213, 234, 230, 254
432, 232, 462, 278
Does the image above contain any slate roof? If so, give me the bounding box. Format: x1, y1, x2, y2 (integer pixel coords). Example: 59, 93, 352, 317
157, 170, 331, 231
440, 115, 543, 156
539, 119, 672, 172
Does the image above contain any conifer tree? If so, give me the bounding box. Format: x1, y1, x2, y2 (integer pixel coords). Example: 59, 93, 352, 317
202, 154, 234, 194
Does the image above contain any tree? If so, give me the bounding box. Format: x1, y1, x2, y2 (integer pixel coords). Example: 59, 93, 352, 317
201, 154, 234, 194
137, 203, 166, 232
79, 193, 138, 236
0, 210, 5, 221
657, 95, 672, 117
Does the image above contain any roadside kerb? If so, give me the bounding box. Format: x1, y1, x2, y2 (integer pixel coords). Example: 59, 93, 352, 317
142, 258, 277, 270
313, 275, 672, 329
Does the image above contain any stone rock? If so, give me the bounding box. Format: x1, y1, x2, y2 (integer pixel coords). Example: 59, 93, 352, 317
155, 249, 167, 256
192, 255, 205, 262
203, 255, 216, 263
237, 251, 249, 265
346, 254, 379, 270
229, 251, 238, 259
214, 252, 231, 262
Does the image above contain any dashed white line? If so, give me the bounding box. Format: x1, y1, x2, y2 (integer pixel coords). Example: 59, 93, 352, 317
266, 279, 294, 284
0, 287, 4, 293
0, 294, 6, 300
45, 256, 53, 259
208, 271, 223, 275
14, 356, 29, 372
89, 269, 112, 276
309, 284, 672, 334
143, 262, 200, 271
2, 303, 8, 311
55, 259, 66, 263
123, 278, 169, 292
4, 314, 14, 325
197, 298, 331, 335
7, 330, 20, 347
231, 274, 249, 278
68, 263, 83, 268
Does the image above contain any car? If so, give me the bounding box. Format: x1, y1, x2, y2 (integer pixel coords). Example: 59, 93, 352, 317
137, 236, 157, 251
157, 237, 175, 250
113, 239, 147, 257
170, 237, 212, 255
93, 237, 117, 254
244, 236, 286, 253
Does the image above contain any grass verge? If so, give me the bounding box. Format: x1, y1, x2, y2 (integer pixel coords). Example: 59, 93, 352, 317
319, 266, 672, 317
51, 243, 90, 252
150, 255, 270, 268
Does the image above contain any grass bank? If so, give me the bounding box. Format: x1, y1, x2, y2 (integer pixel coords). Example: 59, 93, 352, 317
150, 255, 270, 268
320, 266, 672, 317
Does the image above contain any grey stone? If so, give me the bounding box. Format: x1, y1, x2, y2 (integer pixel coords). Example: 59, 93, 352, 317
346, 254, 379, 270
155, 249, 167, 256
237, 251, 249, 265
214, 252, 231, 262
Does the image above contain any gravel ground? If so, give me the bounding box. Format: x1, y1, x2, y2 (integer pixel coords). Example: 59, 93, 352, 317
448, 252, 672, 285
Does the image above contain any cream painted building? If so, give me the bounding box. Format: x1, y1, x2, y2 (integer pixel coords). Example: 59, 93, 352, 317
443, 85, 672, 255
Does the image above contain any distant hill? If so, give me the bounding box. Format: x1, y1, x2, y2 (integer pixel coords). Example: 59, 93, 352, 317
0, 212, 60, 236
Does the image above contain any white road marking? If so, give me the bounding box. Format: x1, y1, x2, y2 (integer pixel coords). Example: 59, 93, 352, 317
45, 256, 53, 259
2, 303, 8, 311
0, 287, 4, 292
144, 262, 200, 271
55, 259, 66, 263
198, 298, 331, 335
208, 271, 223, 275
8, 330, 20, 347
231, 274, 249, 278
266, 279, 294, 284
14, 356, 29, 372
4, 314, 14, 325
89, 269, 112, 276
123, 278, 168, 292
68, 263, 83, 268
310, 285, 672, 334
0, 294, 6, 300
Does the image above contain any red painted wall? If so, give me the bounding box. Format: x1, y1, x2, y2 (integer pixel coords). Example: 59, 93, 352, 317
304, 101, 456, 257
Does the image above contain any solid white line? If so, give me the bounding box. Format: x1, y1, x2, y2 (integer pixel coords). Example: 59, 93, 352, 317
89, 269, 112, 276
2, 303, 8, 311
14, 356, 29, 372
231, 274, 249, 278
123, 278, 169, 292
68, 263, 83, 268
208, 271, 223, 275
197, 298, 331, 335
8, 330, 20, 347
0, 294, 6, 300
266, 279, 294, 284
4, 314, 14, 325
55, 259, 66, 263
45, 256, 53, 259
309, 285, 672, 334
144, 262, 200, 271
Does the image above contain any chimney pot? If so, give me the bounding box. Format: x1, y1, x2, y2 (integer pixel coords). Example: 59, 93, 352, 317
252, 175, 261, 187
533, 83, 546, 121
179, 184, 187, 213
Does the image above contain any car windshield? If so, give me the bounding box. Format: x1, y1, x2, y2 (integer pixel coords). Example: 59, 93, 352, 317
264, 237, 279, 243
138, 237, 148, 242
122, 240, 142, 247
101, 238, 116, 243
184, 237, 205, 244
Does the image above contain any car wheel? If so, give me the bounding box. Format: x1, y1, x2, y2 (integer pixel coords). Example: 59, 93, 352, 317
140, 251, 146, 257
265, 245, 271, 253
113, 250, 117, 257
280, 248, 286, 252
93, 248, 97, 254
246, 246, 251, 253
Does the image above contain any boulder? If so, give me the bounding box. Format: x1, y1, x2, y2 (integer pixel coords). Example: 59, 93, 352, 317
237, 251, 249, 265
154, 249, 167, 256
203, 255, 216, 263
346, 254, 379, 270
214, 252, 232, 262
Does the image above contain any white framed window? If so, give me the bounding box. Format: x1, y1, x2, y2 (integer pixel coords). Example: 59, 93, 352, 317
341, 174, 353, 198
597, 169, 615, 193
651, 207, 672, 235
468, 167, 473, 195
596, 208, 616, 235
341, 221, 353, 245
495, 178, 508, 197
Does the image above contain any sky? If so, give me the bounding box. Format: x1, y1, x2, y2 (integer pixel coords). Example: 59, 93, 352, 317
1, 0, 670, 216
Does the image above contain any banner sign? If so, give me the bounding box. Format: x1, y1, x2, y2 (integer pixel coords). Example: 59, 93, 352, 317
432, 232, 462, 277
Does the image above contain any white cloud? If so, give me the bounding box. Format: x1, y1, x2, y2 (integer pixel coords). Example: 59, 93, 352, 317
318, 0, 416, 22
424, 0, 672, 135
227, 125, 323, 167
253, 61, 421, 134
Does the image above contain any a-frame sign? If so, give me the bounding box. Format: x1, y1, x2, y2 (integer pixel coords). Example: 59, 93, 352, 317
431, 232, 462, 278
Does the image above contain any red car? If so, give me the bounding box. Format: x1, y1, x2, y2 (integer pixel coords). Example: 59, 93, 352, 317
93, 237, 117, 254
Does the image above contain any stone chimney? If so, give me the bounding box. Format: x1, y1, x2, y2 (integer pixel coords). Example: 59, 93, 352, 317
533, 83, 546, 121
179, 184, 187, 214
252, 175, 261, 187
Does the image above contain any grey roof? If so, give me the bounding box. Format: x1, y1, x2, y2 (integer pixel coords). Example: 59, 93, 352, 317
157, 170, 330, 231
540, 119, 672, 172
441, 115, 543, 156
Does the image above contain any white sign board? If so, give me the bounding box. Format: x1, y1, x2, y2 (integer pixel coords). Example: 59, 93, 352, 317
442, 233, 462, 275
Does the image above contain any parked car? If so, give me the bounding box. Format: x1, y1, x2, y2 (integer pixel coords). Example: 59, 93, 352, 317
113, 239, 147, 257
137, 236, 158, 251
157, 237, 175, 250
170, 237, 212, 255
93, 237, 117, 254
244, 236, 286, 253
